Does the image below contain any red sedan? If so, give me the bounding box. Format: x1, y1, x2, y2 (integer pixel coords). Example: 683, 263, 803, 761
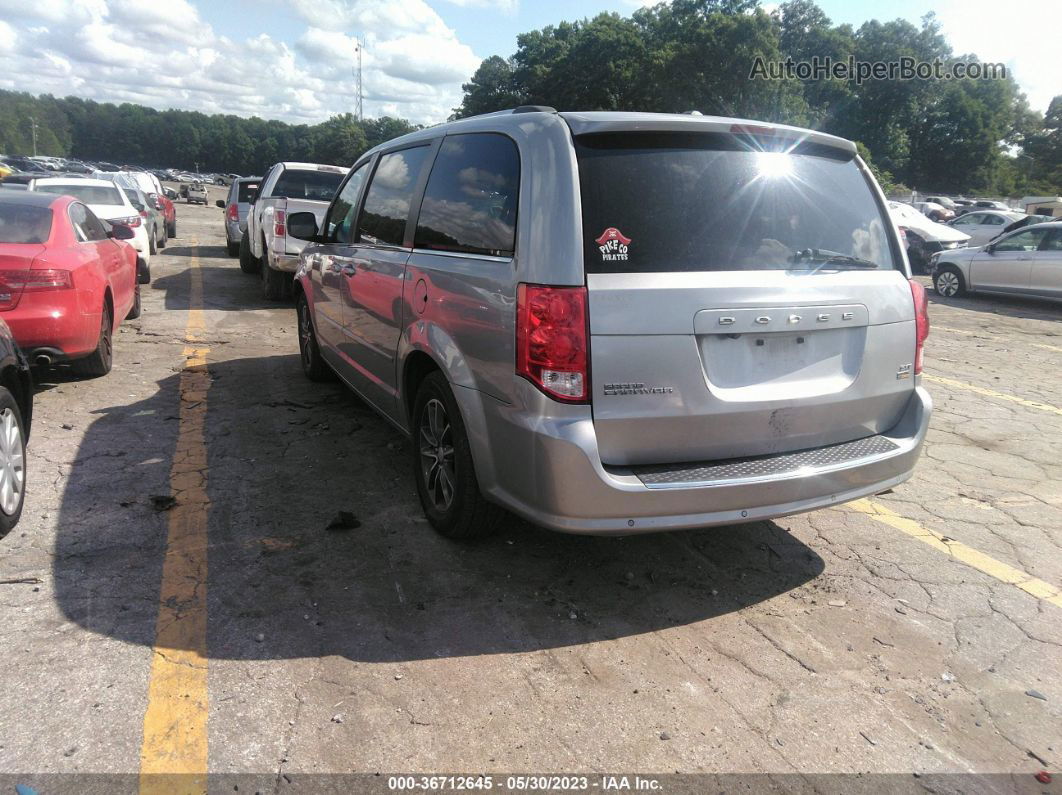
0, 192, 140, 377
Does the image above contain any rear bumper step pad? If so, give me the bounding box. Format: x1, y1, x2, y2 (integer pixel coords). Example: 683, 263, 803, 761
629, 434, 900, 488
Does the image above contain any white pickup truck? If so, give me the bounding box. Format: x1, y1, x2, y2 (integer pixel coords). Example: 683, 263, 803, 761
242, 161, 348, 299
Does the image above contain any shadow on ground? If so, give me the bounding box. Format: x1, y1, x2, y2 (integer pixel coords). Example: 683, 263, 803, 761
51, 346, 824, 663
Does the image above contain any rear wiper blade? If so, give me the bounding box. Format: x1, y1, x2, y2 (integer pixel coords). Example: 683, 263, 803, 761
789, 248, 879, 270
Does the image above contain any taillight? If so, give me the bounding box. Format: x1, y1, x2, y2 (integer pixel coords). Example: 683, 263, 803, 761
0, 269, 73, 311
227, 203, 239, 222
909, 278, 929, 374
274, 210, 286, 238
516, 284, 589, 403
139, 210, 149, 219
114, 215, 142, 228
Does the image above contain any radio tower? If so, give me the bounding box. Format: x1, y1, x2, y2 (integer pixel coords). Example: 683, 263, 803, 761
353, 38, 364, 121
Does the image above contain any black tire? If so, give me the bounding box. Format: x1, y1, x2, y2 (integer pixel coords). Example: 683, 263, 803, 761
262, 263, 289, 300
148, 232, 157, 255
0, 386, 27, 538
260, 241, 289, 300
126, 283, 142, 319
73, 302, 113, 378
411, 371, 502, 539
296, 293, 330, 381
226, 240, 240, 258
168, 219, 177, 238
239, 231, 260, 274
159, 224, 167, 249
934, 265, 966, 298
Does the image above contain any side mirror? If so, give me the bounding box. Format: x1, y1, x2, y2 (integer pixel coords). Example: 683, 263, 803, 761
287, 211, 319, 241
984, 243, 995, 254
111, 224, 135, 241
215, 199, 225, 208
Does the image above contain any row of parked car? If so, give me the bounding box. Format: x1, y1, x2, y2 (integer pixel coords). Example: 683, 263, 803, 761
888, 197, 1060, 299
0, 181, 152, 533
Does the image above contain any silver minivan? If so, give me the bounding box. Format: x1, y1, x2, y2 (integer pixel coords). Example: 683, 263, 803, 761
218, 176, 261, 257
289, 109, 932, 538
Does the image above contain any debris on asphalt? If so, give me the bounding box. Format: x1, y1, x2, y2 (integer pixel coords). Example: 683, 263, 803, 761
150, 495, 177, 511
860, 731, 877, 746
326, 511, 361, 531
0, 577, 44, 585
1035, 771, 1052, 784
659, 731, 670, 740
331, 714, 344, 724
942, 672, 955, 682
254, 633, 265, 643
394, 673, 403, 680
1025, 689, 1047, 701
828, 599, 847, 607
60, 423, 74, 430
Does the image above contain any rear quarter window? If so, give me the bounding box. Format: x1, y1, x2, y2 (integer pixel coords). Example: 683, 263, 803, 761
576, 132, 898, 274
414, 133, 519, 257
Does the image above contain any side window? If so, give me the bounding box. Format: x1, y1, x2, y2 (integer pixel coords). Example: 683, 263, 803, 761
1040, 229, 1062, 251
68, 203, 91, 242
326, 162, 370, 244
357, 146, 431, 247
984, 214, 1005, 226
994, 228, 1048, 252
414, 133, 519, 257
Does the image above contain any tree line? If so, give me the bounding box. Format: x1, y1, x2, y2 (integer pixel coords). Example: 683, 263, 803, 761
454, 0, 1060, 197
1, 0, 1058, 196
0, 91, 418, 175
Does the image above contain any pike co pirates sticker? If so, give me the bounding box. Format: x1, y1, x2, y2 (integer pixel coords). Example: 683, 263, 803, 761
595, 227, 631, 262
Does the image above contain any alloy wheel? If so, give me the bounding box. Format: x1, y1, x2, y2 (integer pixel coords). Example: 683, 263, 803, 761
419, 398, 456, 512
937, 271, 959, 297
0, 408, 24, 516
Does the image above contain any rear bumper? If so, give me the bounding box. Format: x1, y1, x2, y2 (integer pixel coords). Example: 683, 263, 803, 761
225, 219, 247, 243
3, 292, 100, 362
462, 381, 932, 535
267, 249, 300, 273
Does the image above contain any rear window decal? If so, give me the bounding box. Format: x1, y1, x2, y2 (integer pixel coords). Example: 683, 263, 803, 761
595, 227, 631, 262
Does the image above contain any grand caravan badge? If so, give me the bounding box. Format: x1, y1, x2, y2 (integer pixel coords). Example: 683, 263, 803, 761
595, 227, 631, 262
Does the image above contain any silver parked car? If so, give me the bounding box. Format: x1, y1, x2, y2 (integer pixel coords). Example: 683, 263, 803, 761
930, 221, 1062, 299
218, 177, 260, 257
289, 109, 932, 538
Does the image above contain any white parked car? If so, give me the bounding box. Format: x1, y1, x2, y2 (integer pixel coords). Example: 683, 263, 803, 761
948, 209, 1027, 247
930, 221, 1062, 300
28, 178, 152, 265
888, 201, 969, 271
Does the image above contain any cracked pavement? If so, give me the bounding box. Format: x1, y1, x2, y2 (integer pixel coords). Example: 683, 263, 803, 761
0, 187, 1058, 790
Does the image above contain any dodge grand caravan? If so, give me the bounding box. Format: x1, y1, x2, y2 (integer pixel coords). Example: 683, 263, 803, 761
289, 108, 931, 538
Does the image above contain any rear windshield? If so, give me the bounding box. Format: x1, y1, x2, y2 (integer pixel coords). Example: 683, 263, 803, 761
237, 181, 260, 203
273, 169, 344, 202
0, 204, 52, 243
576, 132, 898, 273
36, 183, 124, 206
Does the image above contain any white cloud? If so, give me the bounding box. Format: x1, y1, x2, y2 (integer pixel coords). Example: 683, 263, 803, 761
435, 0, 518, 11
0, 0, 481, 126
935, 0, 1058, 113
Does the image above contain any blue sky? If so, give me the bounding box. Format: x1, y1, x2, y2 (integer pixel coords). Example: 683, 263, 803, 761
0, 0, 1054, 126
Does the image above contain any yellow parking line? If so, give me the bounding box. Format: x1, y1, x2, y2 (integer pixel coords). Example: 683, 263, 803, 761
923, 374, 1062, 416
139, 244, 211, 793
850, 499, 1062, 609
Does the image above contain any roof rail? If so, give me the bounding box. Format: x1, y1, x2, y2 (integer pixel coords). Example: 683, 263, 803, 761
512, 105, 557, 114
